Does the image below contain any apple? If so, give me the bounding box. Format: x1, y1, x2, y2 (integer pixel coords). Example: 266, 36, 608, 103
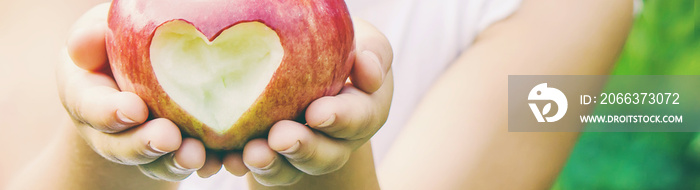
105, 0, 354, 150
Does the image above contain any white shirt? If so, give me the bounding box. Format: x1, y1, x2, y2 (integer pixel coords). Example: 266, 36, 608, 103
180, 0, 521, 189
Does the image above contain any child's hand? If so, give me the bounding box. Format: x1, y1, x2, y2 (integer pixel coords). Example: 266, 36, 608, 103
222, 18, 394, 186
57, 3, 221, 181
59, 3, 391, 185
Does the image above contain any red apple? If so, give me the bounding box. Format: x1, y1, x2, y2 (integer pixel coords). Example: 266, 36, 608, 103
105, 0, 354, 150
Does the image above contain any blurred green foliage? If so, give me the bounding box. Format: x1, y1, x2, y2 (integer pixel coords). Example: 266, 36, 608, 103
613, 0, 698, 75
554, 0, 699, 189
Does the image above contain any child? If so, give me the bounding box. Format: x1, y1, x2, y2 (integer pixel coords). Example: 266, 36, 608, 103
10, 0, 633, 189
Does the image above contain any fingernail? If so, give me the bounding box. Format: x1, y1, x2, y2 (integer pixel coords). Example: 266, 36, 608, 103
259, 157, 276, 170
279, 141, 301, 155
137, 165, 162, 180
363, 50, 384, 81
198, 171, 215, 178
227, 166, 250, 177
144, 142, 168, 157
248, 157, 277, 174
317, 114, 336, 128
171, 158, 197, 175
116, 110, 136, 124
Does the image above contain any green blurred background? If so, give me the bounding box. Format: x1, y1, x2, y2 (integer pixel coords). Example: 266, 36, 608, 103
553, 0, 699, 189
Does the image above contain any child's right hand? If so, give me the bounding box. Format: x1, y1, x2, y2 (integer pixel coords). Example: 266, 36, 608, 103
57, 3, 221, 181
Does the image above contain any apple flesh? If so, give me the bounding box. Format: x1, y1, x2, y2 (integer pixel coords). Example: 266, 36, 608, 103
150, 21, 284, 134
106, 0, 354, 150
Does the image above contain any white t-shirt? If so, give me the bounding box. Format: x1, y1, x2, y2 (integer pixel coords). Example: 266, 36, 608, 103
179, 0, 521, 189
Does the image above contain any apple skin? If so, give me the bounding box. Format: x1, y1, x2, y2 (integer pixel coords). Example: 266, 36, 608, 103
106, 0, 355, 150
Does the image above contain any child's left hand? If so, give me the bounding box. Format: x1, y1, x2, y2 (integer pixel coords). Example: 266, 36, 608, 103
223, 17, 394, 186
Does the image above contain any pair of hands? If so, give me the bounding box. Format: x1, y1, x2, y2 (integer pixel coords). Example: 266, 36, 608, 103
57, 3, 393, 186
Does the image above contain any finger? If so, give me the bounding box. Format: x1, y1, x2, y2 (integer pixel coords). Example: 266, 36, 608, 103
197, 152, 223, 178
304, 88, 374, 140
78, 118, 181, 165
223, 152, 249, 177
243, 139, 303, 186
138, 138, 206, 181
305, 75, 393, 140
67, 3, 110, 71
75, 87, 148, 133
350, 17, 393, 93
60, 51, 148, 133
173, 138, 207, 173
268, 120, 352, 175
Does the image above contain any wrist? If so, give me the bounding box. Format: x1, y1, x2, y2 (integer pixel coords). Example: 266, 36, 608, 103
10, 120, 178, 190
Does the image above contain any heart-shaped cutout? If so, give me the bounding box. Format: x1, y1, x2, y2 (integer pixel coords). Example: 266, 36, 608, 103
150, 20, 284, 133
